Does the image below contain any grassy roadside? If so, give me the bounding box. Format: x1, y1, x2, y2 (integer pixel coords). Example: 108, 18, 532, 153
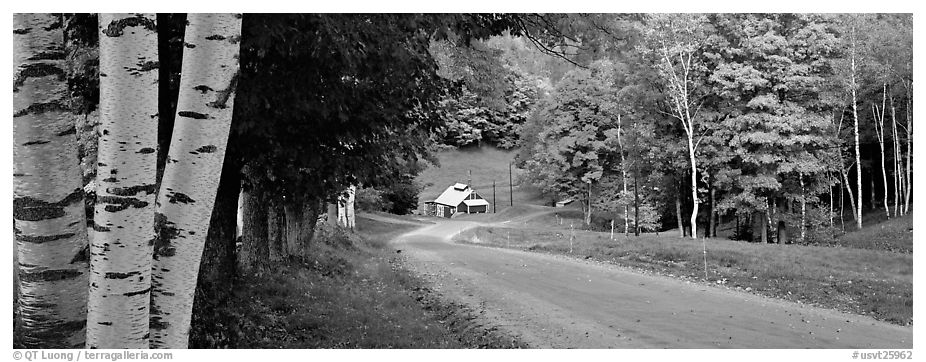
190, 217, 524, 348
454, 225, 913, 326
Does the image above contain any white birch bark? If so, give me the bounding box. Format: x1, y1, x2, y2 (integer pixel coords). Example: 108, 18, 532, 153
13, 13, 90, 349
841, 166, 858, 225
86, 13, 160, 349
656, 20, 700, 239
828, 173, 834, 228
337, 192, 349, 227
904, 92, 911, 214
641, 14, 704, 239
150, 13, 242, 349
616, 114, 630, 235
345, 185, 356, 230
871, 84, 890, 218
890, 95, 901, 217
849, 26, 863, 231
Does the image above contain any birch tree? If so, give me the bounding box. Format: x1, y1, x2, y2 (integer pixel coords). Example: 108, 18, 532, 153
637, 14, 711, 239
615, 115, 631, 235
834, 14, 867, 230
889, 95, 903, 217
871, 84, 890, 218
345, 185, 357, 230
85, 13, 159, 349
13, 13, 90, 349
150, 13, 242, 349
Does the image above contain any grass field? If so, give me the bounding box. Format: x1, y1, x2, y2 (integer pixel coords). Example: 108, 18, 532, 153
835, 213, 913, 253
455, 224, 913, 326
415, 146, 547, 210
189, 218, 523, 348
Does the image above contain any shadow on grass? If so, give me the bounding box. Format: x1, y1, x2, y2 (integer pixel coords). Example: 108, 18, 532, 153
191, 217, 525, 349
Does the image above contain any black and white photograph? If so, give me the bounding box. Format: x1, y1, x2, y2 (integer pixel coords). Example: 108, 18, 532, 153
9, 6, 916, 356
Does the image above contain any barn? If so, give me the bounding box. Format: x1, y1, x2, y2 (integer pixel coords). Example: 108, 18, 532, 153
424, 183, 490, 218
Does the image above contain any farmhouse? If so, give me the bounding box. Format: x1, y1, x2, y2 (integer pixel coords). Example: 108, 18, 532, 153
424, 183, 490, 218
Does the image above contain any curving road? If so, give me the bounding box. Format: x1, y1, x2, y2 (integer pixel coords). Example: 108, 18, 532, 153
391, 218, 913, 348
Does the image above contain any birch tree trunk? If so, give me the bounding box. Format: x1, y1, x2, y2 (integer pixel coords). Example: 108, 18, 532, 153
616, 115, 629, 236
87, 13, 159, 349
850, 36, 863, 230
872, 84, 889, 218
337, 192, 349, 227
13, 13, 90, 349
889, 95, 902, 217
150, 13, 242, 349
648, 14, 703, 239
841, 168, 858, 225
839, 177, 845, 232
685, 117, 699, 239
675, 189, 684, 238
904, 91, 911, 214
345, 185, 356, 230
828, 173, 834, 228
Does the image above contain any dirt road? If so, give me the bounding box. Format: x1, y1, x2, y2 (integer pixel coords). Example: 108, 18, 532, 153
392, 218, 912, 348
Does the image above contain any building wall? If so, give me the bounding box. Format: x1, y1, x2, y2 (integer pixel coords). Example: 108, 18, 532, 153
468, 204, 488, 213
426, 202, 454, 218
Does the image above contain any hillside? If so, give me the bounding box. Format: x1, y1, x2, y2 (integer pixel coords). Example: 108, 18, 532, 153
836, 213, 913, 253
415, 146, 547, 211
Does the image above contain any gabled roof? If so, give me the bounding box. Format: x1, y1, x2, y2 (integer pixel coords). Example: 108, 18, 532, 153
463, 199, 489, 207
433, 183, 475, 206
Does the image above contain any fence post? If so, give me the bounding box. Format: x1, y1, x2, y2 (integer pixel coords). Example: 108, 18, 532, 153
610, 219, 614, 240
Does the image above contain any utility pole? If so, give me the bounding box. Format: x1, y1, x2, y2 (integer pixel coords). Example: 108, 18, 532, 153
509, 162, 513, 207
634, 159, 640, 236
468, 169, 472, 186
493, 180, 496, 213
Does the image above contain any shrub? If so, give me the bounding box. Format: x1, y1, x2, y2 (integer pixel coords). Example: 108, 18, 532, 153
381, 178, 422, 215
355, 187, 390, 212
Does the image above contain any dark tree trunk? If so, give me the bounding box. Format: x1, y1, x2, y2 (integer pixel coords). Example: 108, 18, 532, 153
284, 193, 321, 259
326, 202, 337, 224
754, 211, 767, 243
776, 220, 788, 244
707, 184, 715, 238
284, 198, 302, 256
296, 198, 320, 258
155, 13, 186, 182
735, 215, 740, 240
585, 182, 593, 227
239, 185, 268, 273
190, 141, 240, 347
267, 194, 285, 263
196, 145, 240, 294
633, 175, 639, 236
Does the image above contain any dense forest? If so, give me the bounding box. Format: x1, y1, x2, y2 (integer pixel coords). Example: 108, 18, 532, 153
436, 14, 913, 245
12, 13, 912, 349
